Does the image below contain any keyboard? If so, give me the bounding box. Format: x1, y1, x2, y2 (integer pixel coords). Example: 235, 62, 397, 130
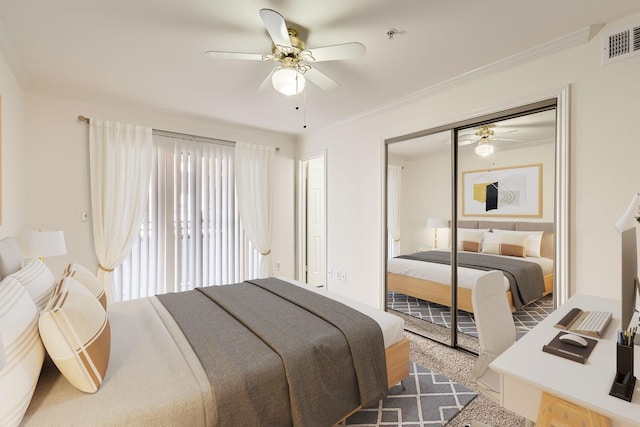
574, 311, 612, 334
555, 308, 612, 337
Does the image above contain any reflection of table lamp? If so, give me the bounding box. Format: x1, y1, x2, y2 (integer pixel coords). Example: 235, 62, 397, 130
427, 218, 448, 249
20, 230, 67, 260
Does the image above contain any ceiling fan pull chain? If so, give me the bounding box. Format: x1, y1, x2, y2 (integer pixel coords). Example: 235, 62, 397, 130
303, 88, 307, 129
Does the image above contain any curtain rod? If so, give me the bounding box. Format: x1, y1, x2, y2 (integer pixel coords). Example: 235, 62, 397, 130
77, 115, 279, 151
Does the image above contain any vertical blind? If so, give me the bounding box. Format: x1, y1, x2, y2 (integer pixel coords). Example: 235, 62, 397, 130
113, 132, 259, 301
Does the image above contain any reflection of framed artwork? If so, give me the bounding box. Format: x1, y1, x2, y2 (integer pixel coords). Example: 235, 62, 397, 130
462, 163, 542, 217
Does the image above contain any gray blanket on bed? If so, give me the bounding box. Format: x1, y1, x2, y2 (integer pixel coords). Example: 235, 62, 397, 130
398, 250, 544, 309
157, 278, 387, 426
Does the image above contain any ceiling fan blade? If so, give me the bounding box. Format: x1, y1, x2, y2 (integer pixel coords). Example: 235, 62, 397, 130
259, 9, 292, 48
303, 67, 339, 90
493, 137, 525, 142
205, 51, 266, 61
306, 42, 366, 62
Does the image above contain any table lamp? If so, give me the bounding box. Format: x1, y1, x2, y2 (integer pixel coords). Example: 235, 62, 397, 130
427, 218, 448, 249
19, 230, 67, 260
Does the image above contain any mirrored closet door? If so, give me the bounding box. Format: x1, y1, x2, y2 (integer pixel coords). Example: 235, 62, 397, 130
385, 96, 568, 351
386, 130, 453, 346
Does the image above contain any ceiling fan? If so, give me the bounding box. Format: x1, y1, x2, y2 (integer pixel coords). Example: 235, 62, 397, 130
205, 9, 366, 96
459, 125, 524, 156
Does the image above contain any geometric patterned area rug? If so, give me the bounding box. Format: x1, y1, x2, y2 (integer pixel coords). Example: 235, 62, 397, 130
387, 291, 554, 340
341, 362, 477, 426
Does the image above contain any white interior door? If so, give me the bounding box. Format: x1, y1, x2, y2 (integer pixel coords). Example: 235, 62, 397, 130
305, 156, 325, 286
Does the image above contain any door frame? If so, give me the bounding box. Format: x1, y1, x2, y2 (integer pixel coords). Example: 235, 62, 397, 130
296, 150, 328, 286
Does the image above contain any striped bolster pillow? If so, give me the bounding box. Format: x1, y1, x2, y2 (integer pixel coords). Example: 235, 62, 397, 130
39, 276, 111, 393
9, 258, 56, 311
0, 277, 46, 427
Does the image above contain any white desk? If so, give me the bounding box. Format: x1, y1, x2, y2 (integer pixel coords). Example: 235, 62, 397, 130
491, 294, 640, 426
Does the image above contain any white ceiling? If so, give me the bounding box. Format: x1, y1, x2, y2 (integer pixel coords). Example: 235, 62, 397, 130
1, 0, 639, 135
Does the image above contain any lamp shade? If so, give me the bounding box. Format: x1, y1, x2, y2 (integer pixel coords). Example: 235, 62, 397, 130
615, 193, 640, 235
272, 67, 305, 96
20, 230, 67, 259
426, 218, 448, 229
475, 142, 494, 157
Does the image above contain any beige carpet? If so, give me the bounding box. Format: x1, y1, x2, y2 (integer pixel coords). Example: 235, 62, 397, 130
395, 311, 530, 427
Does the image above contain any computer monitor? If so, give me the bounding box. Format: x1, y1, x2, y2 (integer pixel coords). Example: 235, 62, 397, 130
620, 227, 640, 331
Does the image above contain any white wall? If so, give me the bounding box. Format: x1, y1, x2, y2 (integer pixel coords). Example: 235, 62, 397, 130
23, 92, 297, 278
299, 13, 640, 308
0, 43, 27, 237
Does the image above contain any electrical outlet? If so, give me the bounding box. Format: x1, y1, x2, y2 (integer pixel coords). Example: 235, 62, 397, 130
335, 269, 342, 281
275, 261, 281, 271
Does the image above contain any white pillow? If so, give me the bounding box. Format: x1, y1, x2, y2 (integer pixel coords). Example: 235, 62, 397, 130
493, 229, 544, 257
482, 231, 527, 258
9, 258, 56, 311
457, 228, 490, 252
64, 263, 106, 309
39, 276, 111, 393
0, 276, 46, 427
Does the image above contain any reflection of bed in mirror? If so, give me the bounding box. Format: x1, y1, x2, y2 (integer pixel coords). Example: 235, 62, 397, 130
387, 221, 554, 313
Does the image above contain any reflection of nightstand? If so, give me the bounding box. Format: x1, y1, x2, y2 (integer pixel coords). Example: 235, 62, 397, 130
415, 245, 432, 253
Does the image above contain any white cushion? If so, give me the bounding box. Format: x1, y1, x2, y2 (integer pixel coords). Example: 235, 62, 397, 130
457, 228, 490, 252
9, 258, 56, 311
493, 229, 544, 257
39, 276, 111, 393
481, 231, 527, 258
0, 276, 46, 427
64, 263, 106, 309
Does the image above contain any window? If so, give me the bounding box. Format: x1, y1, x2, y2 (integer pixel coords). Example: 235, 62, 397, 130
114, 132, 259, 301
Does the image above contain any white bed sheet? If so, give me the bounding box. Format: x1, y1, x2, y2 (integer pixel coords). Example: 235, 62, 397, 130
387, 251, 553, 291
280, 277, 405, 349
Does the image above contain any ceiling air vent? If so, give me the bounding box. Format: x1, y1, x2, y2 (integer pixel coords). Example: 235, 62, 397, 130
603, 25, 640, 65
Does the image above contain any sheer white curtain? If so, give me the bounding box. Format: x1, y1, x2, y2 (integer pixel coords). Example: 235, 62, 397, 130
235, 142, 276, 278
114, 133, 259, 301
387, 164, 403, 257
89, 119, 153, 303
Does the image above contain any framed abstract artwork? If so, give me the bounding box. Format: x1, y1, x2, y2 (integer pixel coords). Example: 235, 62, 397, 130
462, 163, 542, 217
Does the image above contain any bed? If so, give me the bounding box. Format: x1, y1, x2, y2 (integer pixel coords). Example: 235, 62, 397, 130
387, 220, 554, 313
0, 237, 409, 427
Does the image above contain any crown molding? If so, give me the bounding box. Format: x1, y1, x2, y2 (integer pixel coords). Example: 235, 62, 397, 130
322, 25, 599, 133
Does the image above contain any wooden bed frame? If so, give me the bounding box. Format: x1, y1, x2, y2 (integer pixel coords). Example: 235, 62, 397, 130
385, 337, 410, 387
388, 271, 553, 313
387, 220, 555, 313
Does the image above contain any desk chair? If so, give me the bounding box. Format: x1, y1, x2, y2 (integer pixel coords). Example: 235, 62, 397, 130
470, 271, 536, 427
470, 270, 516, 401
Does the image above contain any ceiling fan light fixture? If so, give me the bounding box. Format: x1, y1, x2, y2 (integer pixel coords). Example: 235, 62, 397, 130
272, 67, 305, 96
475, 141, 494, 156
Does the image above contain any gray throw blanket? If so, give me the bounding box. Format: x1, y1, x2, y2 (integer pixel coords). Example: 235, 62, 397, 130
157, 278, 387, 426
398, 250, 544, 309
